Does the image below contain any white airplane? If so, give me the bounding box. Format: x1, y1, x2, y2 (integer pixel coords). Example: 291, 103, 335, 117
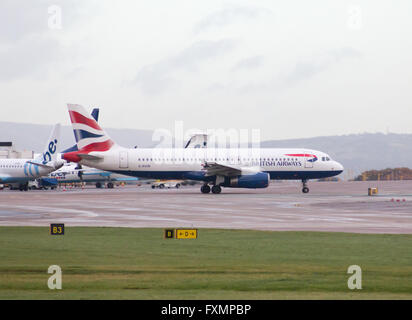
48, 162, 138, 188
62, 104, 344, 194
0, 124, 64, 191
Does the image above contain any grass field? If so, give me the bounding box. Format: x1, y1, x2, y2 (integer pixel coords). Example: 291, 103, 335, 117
0, 227, 411, 299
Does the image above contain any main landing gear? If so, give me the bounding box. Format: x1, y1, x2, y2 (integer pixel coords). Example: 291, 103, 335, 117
19, 183, 28, 192
200, 184, 222, 194
200, 184, 210, 194
302, 179, 309, 193
211, 185, 222, 194
96, 182, 114, 189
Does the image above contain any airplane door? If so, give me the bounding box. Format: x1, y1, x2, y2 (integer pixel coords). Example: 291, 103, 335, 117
304, 156, 313, 168
119, 151, 129, 169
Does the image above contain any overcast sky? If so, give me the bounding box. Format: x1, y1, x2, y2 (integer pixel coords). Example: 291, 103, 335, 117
1, 0, 411, 140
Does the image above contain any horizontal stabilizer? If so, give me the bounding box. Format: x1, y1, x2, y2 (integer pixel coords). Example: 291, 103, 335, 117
77, 154, 103, 161
26, 161, 53, 169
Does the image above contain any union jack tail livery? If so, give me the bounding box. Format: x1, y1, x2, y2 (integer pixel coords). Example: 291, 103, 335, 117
63, 104, 115, 162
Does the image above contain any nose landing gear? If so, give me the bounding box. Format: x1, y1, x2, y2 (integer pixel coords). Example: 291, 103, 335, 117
302, 179, 309, 193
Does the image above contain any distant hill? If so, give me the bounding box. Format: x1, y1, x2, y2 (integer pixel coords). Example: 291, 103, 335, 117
1, 121, 411, 179
354, 167, 412, 181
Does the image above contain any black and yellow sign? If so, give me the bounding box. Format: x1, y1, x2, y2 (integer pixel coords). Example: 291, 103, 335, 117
175, 229, 198, 239
164, 229, 175, 239
50, 224, 64, 235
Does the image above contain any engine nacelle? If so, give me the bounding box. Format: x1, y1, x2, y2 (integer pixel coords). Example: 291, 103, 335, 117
223, 172, 269, 189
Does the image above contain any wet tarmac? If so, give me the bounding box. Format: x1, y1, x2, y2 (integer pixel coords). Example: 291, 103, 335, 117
1, 181, 412, 234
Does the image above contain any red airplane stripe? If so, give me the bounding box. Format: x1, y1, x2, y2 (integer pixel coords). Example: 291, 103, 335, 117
69, 110, 102, 131
285, 154, 315, 157
81, 140, 114, 152
62, 140, 114, 163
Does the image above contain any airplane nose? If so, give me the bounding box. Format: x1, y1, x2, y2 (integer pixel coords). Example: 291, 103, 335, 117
333, 161, 344, 172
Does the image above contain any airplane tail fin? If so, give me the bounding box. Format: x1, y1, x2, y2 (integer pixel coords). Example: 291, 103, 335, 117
90, 108, 100, 124
35, 123, 61, 163
66, 104, 115, 153
61, 107, 100, 154
185, 133, 208, 148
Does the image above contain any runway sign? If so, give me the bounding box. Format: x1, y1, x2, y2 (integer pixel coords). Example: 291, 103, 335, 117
175, 229, 198, 239
164, 229, 175, 239
50, 224, 65, 235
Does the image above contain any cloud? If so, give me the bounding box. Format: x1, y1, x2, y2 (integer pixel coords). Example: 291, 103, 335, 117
134, 39, 237, 94
0, 1, 95, 81
232, 55, 264, 71
0, 35, 62, 81
285, 47, 363, 85
206, 47, 363, 94
0, 0, 46, 43
194, 5, 272, 34
0, 0, 87, 43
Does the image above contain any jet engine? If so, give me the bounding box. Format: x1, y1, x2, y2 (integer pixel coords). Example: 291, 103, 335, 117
223, 172, 269, 189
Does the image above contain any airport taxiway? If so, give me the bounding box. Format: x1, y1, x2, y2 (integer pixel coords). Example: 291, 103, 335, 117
1, 181, 412, 234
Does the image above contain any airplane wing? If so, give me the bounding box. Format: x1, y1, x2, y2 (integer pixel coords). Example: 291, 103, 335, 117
26, 161, 53, 169
82, 171, 111, 177
202, 162, 241, 177
0, 175, 13, 183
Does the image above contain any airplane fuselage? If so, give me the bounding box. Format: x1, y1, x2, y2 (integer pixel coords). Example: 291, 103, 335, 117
49, 163, 139, 184
74, 147, 343, 182
0, 159, 59, 183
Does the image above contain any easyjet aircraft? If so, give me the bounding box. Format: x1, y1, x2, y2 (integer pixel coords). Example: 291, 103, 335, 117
62, 104, 343, 194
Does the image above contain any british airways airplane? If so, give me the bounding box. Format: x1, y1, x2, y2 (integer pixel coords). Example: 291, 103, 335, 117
62, 104, 344, 194
40, 108, 139, 189
0, 124, 64, 191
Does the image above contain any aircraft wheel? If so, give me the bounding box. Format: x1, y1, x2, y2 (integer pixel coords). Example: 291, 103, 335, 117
211, 185, 222, 194
96, 182, 102, 189
159, 184, 165, 189
107, 182, 114, 189
302, 187, 309, 193
201, 185, 210, 194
